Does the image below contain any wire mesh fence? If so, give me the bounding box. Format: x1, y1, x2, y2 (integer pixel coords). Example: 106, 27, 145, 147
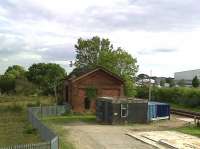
0, 105, 70, 149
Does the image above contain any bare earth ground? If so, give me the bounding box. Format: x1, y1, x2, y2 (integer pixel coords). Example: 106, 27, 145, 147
63, 115, 188, 149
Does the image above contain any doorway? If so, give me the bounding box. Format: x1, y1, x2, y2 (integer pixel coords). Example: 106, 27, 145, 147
84, 97, 91, 110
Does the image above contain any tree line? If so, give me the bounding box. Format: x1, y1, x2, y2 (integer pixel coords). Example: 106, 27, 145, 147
0, 64, 66, 97
0, 36, 139, 99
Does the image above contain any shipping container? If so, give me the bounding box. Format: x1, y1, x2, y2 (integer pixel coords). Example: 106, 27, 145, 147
96, 97, 148, 124
148, 102, 170, 121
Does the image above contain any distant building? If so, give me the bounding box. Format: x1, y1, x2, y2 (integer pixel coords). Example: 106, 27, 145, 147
174, 69, 200, 86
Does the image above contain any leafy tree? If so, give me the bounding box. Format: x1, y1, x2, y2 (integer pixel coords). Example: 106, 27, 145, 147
165, 77, 176, 87
75, 36, 113, 68
136, 74, 149, 85
192, 76, 199, 88
74, 36, 138, 97
4, 65, 26, 79
160, 79, 166, 87
0, 75, 15, 94
177, 79, 185, 87
27, 63, 66, 96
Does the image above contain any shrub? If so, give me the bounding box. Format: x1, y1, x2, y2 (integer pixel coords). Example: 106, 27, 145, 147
26, 100, 41, 107
9, 102, 23, 112
23, 123, 37, 134
136, 86, 200, 108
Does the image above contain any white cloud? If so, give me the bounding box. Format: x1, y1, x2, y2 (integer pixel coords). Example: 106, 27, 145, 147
0, 0, 200, 77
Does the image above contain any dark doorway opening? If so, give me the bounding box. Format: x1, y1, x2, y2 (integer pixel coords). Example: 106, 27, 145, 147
84, 97, 91, 110
66, 86, 68, 102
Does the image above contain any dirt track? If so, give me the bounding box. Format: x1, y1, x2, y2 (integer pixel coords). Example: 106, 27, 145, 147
64, 115, 188, 149
64, 124, 155, 149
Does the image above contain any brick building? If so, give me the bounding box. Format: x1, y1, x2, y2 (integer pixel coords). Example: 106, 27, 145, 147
63, 67, 124, 112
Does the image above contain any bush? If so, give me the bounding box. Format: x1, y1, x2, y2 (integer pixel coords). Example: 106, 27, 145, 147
136, 86, 200, 108
23, 123, 37, 134
8, 102, 23, 112
15, 78, 39, 95
26, 100, 41, 107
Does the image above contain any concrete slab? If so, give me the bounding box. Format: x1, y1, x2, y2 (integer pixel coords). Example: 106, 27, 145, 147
127, 131, 200, 149
177, 118, 194, 123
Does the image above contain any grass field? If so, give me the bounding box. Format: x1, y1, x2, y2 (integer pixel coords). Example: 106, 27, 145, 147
43, 115, 96, 149
175, 125, 200, 138
0, 95, 54, 146
170, 103, 200, 112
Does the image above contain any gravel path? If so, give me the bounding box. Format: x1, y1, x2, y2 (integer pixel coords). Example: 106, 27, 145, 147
63, 115, 188, 149
64, 124, 155, 149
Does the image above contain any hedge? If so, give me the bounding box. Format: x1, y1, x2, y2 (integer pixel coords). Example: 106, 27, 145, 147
136, 86, 200, 108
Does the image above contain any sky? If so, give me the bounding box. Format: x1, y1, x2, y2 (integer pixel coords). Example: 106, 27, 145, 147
0, 0, 200, 77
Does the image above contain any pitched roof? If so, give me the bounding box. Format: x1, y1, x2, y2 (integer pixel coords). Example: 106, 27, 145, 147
67, 66, 124, 83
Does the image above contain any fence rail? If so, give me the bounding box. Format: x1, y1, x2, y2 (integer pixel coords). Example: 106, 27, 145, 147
0, 105, 70, 149
0, 142, 50, 149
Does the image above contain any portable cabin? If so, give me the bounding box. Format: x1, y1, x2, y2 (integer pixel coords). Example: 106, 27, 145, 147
148, 101, 170, 121
96, 97, 148, 124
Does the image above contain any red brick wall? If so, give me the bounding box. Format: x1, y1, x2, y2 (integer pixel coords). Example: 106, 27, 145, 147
66, 69, 124, 112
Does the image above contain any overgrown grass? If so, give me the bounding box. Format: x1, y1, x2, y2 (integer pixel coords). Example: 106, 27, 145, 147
175, 125, 200, 137
0, 95, 54, 146
43, 115, 96, 149
170, 103, 200, 112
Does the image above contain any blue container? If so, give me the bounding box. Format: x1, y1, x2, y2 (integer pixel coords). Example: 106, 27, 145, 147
156, 104, 170, 117
148, 102, 157, 121
148, 101, 170, 121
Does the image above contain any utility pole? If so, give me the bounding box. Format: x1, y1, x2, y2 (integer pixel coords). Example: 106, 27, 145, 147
149, 70, 152, 101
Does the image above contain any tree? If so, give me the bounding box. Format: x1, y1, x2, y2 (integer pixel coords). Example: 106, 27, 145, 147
0, 75, 15, 94
75, 36, 113, 68
4, 65, 26, 79
192, 76, 199, 88
177, 79, 185, 87
74, 36, 138, 97
165, 77, 176, 87
136, 74, 149, 85
27, 63, 66, 97
160, 79, 166, 87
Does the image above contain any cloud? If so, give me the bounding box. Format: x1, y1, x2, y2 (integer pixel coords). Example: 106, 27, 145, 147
0, 0, 200, 77
138, 48, 177, 55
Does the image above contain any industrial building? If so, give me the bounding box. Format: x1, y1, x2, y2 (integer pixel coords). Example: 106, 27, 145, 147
174, 69, 200, 86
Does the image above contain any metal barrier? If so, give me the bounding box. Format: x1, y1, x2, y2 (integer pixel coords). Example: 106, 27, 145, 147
0, 105, 70, 149
0, 142, 50, 149
28, 105, 69, 149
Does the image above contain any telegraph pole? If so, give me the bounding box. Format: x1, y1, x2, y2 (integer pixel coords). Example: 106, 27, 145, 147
149, 70, 152, 101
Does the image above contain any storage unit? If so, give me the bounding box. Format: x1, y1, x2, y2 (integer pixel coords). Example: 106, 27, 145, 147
96, 97, 148, 124
148, 102, 170, 121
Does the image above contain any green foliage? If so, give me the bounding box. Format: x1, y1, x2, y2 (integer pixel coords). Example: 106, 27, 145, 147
165, 78, 176, 87
175, 125, 200, 137
75, 36, 113, 68
136, 86, 200, 108
75, 36, 138, 97
8, 102, 23, 112
27, 63, 66, 94
85, 86, 97, 100
192, 76, 199, 88
23, 124, 37, 134
15, 78, 39, 95
26, 100, 41, 107
177, 79, 185, 87
160, 79, 166, 87
0, 75, 15, 94
5, 65, 26, 80
136, 85, 149, 99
